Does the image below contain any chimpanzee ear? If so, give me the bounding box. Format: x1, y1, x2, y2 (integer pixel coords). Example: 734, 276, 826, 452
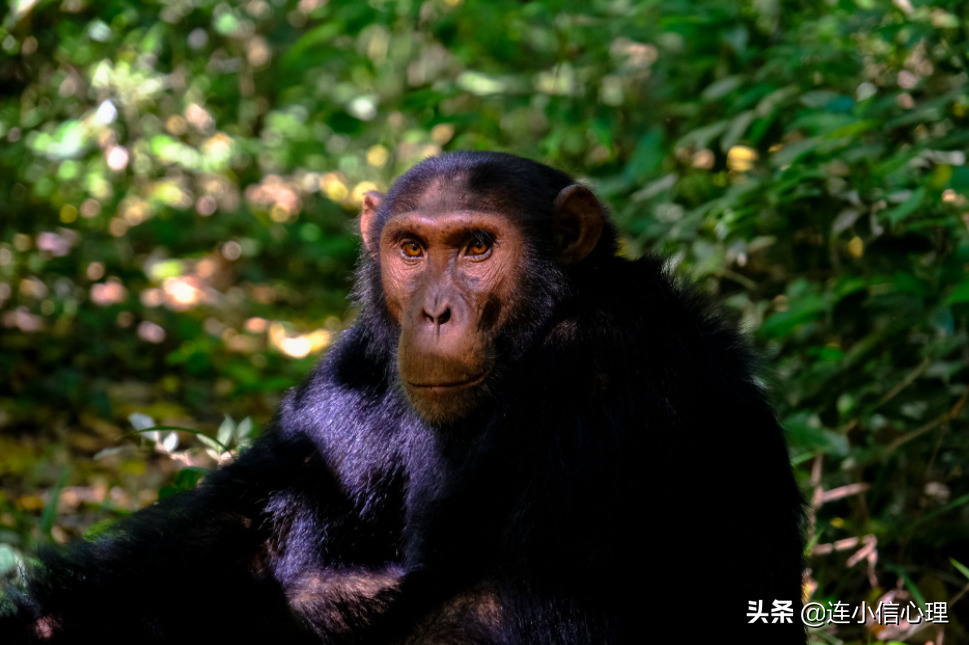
359, 191, 384, 259
553, 185, 604, 263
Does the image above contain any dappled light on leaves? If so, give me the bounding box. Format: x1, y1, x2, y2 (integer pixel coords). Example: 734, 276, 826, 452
268, 322, 331, 359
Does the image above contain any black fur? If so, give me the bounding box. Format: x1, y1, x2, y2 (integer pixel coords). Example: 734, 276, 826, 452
0, 152, 806, 644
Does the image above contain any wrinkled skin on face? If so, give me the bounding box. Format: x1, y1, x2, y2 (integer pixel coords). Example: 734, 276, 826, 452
360, 183, 603, 424
381, 208, 522, 422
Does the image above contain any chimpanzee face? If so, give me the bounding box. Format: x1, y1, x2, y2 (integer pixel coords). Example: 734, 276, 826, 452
377, 207, 523, 423
360, 180, 603, 424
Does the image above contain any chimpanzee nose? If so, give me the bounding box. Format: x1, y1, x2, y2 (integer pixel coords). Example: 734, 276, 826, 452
422, 301, 452, 328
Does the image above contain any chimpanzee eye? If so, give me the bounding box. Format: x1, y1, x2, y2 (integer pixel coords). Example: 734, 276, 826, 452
401, 241, 423, 258
468, 241, 490, 256
466, 232, 494, 258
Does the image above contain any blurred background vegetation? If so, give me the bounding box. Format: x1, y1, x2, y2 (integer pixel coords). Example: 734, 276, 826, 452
1, 0, 968, 642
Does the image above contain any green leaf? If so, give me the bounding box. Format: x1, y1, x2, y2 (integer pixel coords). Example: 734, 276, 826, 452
720, 110, 755, 152
758, 295, 827, 339
624, 128, 664, 182
676, 120, 729, 151
701, 76, 742, 101
40, 467, 72, 536
130, 426, 230, 453
946, 277, 969, 304
281, 23, 342, 70
882, 187, 926, 225
217, 416, 235, 448
951, 558, 969, 581
782, 414, 849, 456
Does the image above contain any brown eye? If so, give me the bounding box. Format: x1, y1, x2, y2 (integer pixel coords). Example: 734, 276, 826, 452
401, 241, 423, 258
467, 238, 492, 257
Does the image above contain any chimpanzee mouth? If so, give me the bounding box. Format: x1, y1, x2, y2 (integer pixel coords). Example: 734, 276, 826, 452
405, 371, 489, 390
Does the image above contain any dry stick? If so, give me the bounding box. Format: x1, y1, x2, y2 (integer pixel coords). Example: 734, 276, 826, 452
809, 476, 878, 586
819, 483, 871, 504
718, 268, 758, 291
951, 581, 969, 606
808, 384, 966, 586
807, 380, 968, 625
884, 389, 968, 455
812, 536, 861, 555
875, 357, 931, 408
844, 535, 876, 564
881, 390, 969, 642
893, 578, 969, 645
924, 421, 949, 481
839, 357, 932, 437
893, 620, 939, 645
806, 454, 824, 542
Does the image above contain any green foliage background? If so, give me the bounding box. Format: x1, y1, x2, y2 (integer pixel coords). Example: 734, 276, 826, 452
2, 0, 969, 641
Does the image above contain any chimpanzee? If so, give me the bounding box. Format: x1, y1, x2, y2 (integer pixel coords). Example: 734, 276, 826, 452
0, 151, 806, 644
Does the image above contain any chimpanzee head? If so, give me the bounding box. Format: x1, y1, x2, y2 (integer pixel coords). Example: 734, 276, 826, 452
357, 151, 616, 423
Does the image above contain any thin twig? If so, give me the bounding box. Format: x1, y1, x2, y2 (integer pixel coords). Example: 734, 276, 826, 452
876, 357, 931, 408
819, 483, 871, 504
884, 389, 968, 455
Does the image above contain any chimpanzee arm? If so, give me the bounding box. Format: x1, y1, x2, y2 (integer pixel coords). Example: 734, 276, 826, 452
342, 569, 622, 645
0, 431, 334, 643
0, 329, 399, 643
0, 328, 408, 644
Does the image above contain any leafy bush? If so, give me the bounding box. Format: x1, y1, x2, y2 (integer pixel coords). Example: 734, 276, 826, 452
1, 1, 968, 641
